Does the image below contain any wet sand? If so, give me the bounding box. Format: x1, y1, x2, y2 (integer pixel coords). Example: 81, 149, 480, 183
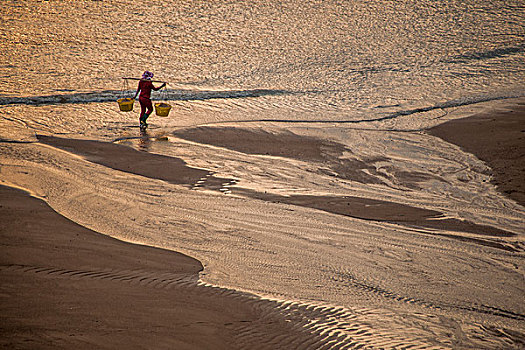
0, 185, 324, 349
429, 102, 525, 207
38, 130, 518, 251
2, 104, 524, 348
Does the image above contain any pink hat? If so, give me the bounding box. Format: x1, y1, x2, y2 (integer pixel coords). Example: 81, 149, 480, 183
142, 71, 154, 80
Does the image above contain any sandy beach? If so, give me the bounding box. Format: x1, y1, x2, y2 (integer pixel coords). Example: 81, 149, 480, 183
0, 185, 334, 349
1, 102, 524, 348
2, 1, 524, 348
429, 102, 525, 207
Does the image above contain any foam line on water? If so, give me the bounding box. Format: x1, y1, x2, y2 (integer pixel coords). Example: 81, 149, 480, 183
0, 88, 288, 107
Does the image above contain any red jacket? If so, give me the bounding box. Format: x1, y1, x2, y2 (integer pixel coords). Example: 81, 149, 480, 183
137, 79, 162, 99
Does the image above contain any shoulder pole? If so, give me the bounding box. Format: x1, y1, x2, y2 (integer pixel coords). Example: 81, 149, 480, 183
122, 77, 168, 84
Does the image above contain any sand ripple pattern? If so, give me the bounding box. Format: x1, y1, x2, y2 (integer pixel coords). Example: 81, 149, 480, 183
1, 129, 524, 349
0, 263, 492, 349
328, 269, 525, 322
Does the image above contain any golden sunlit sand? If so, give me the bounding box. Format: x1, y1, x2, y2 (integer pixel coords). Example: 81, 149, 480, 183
1, 1, 524, 348
1, 103, 524, 348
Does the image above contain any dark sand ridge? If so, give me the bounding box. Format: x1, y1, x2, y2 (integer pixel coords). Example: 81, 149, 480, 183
0, 185, 335, 349
170, 127, 521, 249
429, 102, 525, 208
36, 132, 519, 252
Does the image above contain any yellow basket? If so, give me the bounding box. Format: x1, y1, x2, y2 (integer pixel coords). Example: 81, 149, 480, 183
155, 103, 172, 117
117, 98, 134, 112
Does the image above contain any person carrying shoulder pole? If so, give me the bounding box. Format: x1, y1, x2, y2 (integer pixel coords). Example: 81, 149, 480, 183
132, 71, 166, 128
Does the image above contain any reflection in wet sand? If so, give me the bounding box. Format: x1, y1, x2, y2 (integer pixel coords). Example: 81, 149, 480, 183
138, 129, 151, 152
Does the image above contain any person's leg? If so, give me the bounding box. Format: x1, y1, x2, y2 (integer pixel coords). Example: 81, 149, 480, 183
139, 98, 147, 124
143, 99, 153, 123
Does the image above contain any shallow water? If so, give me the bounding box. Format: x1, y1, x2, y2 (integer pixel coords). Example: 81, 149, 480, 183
1, 0, 525, 348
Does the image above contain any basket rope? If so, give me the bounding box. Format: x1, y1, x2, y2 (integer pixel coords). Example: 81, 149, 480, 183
160, 84, 168, 103
120, 78, 131, 99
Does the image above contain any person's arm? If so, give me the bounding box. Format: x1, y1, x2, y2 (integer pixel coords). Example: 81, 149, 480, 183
152, 82, 166, 91
133, 82, 141, 99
